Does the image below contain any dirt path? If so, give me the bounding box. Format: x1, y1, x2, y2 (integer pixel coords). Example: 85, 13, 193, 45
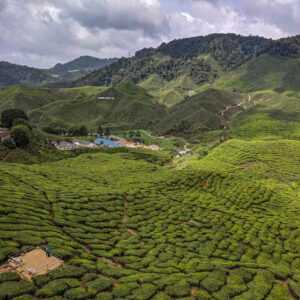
218, 94, 254, 141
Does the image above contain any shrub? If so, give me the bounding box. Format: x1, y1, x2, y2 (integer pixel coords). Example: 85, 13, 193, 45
50, 265, 86, 280
165, 280, 190, 297
12, 296, 38, 300
132, 284, 157, 299
152, 292, 171, 300
96, 292, 112, 300
12, 118, 32, 130
86, 276, 113, 292
11, 125, 31, 148
1, 109, 28, 128
36, 278, 80, 297
64, 287, 94, 300
200, 270, 227, 293
68, 126, 88, 137
0, 272, 20, 283
0, 281, 35, 299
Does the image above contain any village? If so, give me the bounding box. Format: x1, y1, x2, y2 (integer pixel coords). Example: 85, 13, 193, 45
52, 134, 161, 151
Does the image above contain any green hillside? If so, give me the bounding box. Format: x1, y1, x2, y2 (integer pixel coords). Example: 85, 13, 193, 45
74, 34, 300, 107
156, 89, 243, 140
0, 57, 118, 88
229, 90, 300, 140
2, 33, 300, 300
0, 62, 52, 88
214, 54, 300, 92
0, 140, 300, 299
0, 83, 167, 131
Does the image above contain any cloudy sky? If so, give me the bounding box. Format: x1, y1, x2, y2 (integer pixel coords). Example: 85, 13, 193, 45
0, 0, 299, 68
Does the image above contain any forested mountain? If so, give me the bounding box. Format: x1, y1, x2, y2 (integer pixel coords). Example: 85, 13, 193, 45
76, 34, 300, 86
75, 33, 300, 105
0, 62, 52, 88
49, 56, 118, 82
2, 33, 300, 141
0, 56, 118, 87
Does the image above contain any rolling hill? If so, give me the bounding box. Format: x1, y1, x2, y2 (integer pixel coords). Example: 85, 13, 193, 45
0, 140, 300, 299
2, 33, 300, 300
0, 62, 52, 88
49, 56, 118, 82
0, 83, 166, 131
0, 56, 118, 88
74, 33, 300, 106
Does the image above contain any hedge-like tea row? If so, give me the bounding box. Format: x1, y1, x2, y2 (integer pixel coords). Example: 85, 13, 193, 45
0, 147, 299, 299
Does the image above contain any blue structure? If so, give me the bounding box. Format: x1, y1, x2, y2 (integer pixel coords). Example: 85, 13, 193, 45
95, 136, 122, 148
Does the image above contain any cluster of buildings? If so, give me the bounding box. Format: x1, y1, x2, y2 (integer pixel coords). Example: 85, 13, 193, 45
53, 136, 160, 151
0, 128, 10, 142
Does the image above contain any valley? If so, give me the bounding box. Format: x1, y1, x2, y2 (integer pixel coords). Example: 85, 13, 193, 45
1, 33, 300, 299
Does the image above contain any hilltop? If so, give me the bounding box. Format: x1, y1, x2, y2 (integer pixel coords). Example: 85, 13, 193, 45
0, 62, 52, 88
75, 33, 300, 105
49, 56, 118, 82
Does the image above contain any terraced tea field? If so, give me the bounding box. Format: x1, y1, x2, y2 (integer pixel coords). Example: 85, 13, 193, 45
0, 144, 300, 299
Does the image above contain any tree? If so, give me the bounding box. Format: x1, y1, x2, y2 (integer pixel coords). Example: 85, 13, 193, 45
12, 118, 32, 130
11, 125, 31, 148
97, 125, 104, 136
104, 127, 111, 137
1, 109, 28, 128
68, 125, 88, 137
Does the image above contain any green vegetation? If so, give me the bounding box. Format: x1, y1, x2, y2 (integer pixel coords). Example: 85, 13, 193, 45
0, 83, 166, 133
0, 56, 117, 88
0, 138, 299, 299
2, 33, 300, 299
1, 109, 28, 128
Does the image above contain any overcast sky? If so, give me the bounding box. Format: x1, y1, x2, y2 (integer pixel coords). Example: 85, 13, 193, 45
0, 0, 299, 68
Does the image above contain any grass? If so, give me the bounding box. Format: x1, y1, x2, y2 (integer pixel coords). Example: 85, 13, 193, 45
0, 138, 299, 299
139, 74, 197, 107
230, 90, 300, 140
0, 83, 166, 131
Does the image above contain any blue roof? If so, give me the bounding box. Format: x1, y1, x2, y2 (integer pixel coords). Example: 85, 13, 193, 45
95, 137, 121, 148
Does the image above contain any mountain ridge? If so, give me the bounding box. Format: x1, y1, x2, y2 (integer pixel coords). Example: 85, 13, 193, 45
0, 56, 118, 87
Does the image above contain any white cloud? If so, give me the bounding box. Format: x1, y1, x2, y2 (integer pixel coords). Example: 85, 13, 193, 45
0, 0, 299, 67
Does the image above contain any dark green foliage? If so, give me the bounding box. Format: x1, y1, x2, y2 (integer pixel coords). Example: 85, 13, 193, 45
12, 118, 32, 130
75, 33, 300, 88
1, 109, 28, 128
68, 125, 88, 137
0, 140, 299, 299
0, 281, 35, 299
0, 272, 19, 283
0, 62, 51, 88
11, 125, 31, 148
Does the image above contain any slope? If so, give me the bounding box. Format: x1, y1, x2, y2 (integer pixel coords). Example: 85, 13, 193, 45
49, 56, 118, 82
0, 83, 166, 131
0, 56, 118, 88
214, 54, 300, 92
0, 62, 52, 88
229, 90, 300, 140
0, 142, 299, 299
75, 33, 300, 107
157, 88, 243, 140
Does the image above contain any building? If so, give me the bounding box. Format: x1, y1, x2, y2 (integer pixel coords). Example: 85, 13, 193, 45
53, 141, 77, 151
0, 128, 10, 142
95, 136, 122, 148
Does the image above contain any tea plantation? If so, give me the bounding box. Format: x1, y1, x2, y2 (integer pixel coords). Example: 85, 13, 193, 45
0, 143, 300, 299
